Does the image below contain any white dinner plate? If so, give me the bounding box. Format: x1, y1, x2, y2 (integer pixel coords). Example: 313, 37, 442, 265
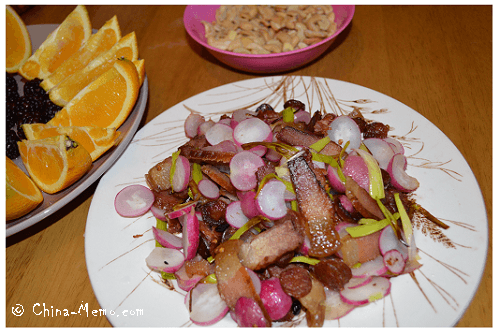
6, 24, 148, 237
85, 76, 488, 327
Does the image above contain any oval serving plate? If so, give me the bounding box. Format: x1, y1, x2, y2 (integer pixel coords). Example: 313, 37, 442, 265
85, 76, 488, 327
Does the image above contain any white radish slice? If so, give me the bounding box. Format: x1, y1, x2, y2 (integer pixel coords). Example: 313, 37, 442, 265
198, 119, 215, 136
340, 276, 391, 306
232, 109, 256, 123
185, 283, 229, 326
256, 179, 288, 220
345, 276, 373, 289
114, 185, 154, 217
229, 151, 265, 191
218, 118, 231, 126
182, 209, 199, 261
383, 249, 406, 274
363, 138, 394, 170
150, 205, 167, 221
327, 164, 346, 192
198, 178, 220, 199
327, 115, 362, 152
294, 110, 311, 124
172, 155, 191, 193
324, 288, 356, 320
239, 191, 260, 219
184, 113, 205, 138
225, 201, 250, 228
387, 153, 420, 192
246, 268, 262, 295
342, 154, 370, 192
175, 263, 203, 292
379, 225, 409, 260
351, 255, 388, 278
384, 137, 405, 155
145, 247, 185, 273
167, 201, 196, 219
233, 117, 273, 145
152, 226, 183, 249
205, 123, 234, 145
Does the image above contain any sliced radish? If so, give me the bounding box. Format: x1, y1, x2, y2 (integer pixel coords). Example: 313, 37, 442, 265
351, 255, 388, 278
299, 235, 311, 255
182, 209, 200, 261
363, 138, 394, 170
327, 164, 346, 192
246, 268, 262, 295
225, 201, 250, 228
205, 122, 234, 145
233, 297, 268, 327
342, 154, 370, 193
327, 115, 361, 152
184, 113, 205, 138
383, 249, 406, 275
114, 185, 154, 217
339, 194, 355, 214
198, 178, 220, 199
175, 263, 203, 292
167, 201, 196, 219
232, 109, 256, 123
152, 226, 183, 250
384, 137, 405, 155
340, 276, 391, 306
387, 153, 420, 192
259, 277, 292, 321
186, 283, 229, 326
229, 151, 265, 191
233, 117, 273, 145
198, 119, 215, 136
345, 276, 373, 289
172, 155, 191, 193
239, 191, 260, 219
150, 205, 167, 221
379, 225, 409, 260
294, 110, 311, 124
145, 247, 185, 273
256, 179, 288, 220
324, 288, 356, 320
202, 140, 238, 153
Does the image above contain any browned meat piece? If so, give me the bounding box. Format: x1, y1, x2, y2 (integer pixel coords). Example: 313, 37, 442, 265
183, 134, 208, 149
276, 126, 341, 156
363, 121, 390, 139
313, 113, 336, 136
312, 258, 352, 291
179, 145, 235, 165
198, 219, 223, 257
279, 266, 313, 298
238, 219, 304, 271
201, 164, 236, 194
288, 150, 341, 258
184, 258, 214, 278
145, 156, 172, 192
199, 199, 227, 226
283, 99, 306, 111
305, 110, 323, 133
256, 159, 277, 184
344, 176, 384, 220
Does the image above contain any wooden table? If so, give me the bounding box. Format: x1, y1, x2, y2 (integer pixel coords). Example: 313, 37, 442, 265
6, 5, 492, 327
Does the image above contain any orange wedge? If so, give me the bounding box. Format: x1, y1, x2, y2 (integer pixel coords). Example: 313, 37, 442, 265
6, 157, 44, 221
48, 59, 140, 130
49, 32, 138, 106
6, 5, 32, 73
18, 5, 92, 80
40, 15, 122, 91
133, 59, 146, 86
18, 135, 92, 194
22, 123, 122, 162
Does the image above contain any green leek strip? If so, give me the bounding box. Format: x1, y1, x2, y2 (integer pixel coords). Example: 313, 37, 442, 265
376, 198, 405, 242
282, 106, 296, 123
289, 256, 320, 266
351, 262, 362, 269
311, 151, 346, 183
161, 271, 176, 280
274, 174, 295, 194
354, 148, 384, 200
346, 218, 391, 238
192, 163, 203, 184
207, 256, 214, 263
359, 142, 370, 152
309, 136, 331, 152
155, 218, 168, 248
394, 193, 413, 245
291, 200, 298, 212
256, 173, 276, 195
203, 273, 217, 284
229, 216, 270, 240
187, 187, 194, 200
169, 149, 181, 186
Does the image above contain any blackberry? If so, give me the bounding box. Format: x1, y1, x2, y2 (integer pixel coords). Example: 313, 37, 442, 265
6, 74, 19, 101
43, 100, 62, 123
6, 106, 18, 130
6, 129, 21, 159
24, 78, 47, 99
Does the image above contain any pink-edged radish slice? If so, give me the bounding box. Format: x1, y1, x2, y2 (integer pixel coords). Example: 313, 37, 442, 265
383, 249, 406, 274
233, 297, 268, 327
184, 112, 205, 138
202, 140, 238, 153
233, 117, 273, 145
259, 277, 292, 321
363, 138, 394, 170
379, 225, 409, 260
342, 154, 370, 192
384, 137, 405, 155
327, 164, 346, 192
152, 226, 183, 250
339, 194, 355, 214
225, 201, 250, 228
299, 235, 311, 255
340, 276, 391, 306
256, 179, 288, 220
324, 288, 356, 320
229, 151, 265, 191
150, 205, 167, 221
198, 119, 215, 136
205, 122, 234, 145
185, 283, 229, 326
167, 201, 196, 219
172, 155, 190, 193
146, 247, 185, 273
239, 191, 260, 219
198, 178, 220, 199
175, 263, 203, 292
114, 184, 154, 217
327, 115, 362, 152
345, 276, 373, 289
351, 255, 388, 278
182, 209, 199, 261
387, 153, 420, 192
294, 110, 311, 124
247, 268, 262, 295
232, 109, 256, 123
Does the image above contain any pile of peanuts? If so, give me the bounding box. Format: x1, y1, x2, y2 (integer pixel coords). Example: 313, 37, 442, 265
202, 5, 338, 55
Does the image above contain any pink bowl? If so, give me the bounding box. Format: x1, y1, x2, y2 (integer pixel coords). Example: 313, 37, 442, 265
183, 5, 355, 74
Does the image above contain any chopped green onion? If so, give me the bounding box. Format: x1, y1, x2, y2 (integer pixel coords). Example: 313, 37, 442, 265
161, 271, 176, 280
339, 140, 350, 167
309, 136, 331, 152
289, 256, 320, 266
169, 149, 181, 186
282, 106, 296, 123
207, 256, 214, 263
230, 216, 269, 240
291, 200, 298, 212
352, 262, 362, 269
345, 217, 393, 237
354, 148, 384, 200
192, 163, 203, 184
156, 218, 168, 248
369, 292, 384, 302
203, 273, 217, 284
394, 193, 413, 246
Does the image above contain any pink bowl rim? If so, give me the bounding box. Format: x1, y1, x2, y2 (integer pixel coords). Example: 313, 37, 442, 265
183, 5, 355, 60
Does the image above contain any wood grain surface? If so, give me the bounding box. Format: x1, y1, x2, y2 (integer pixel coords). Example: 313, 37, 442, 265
6, 5, 492, 327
